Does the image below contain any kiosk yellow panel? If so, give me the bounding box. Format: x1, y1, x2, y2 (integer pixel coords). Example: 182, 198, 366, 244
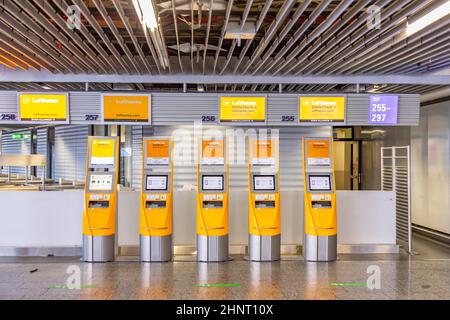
248, 138, 280, 237
197, 138, 229, 237
147, 139, 170, 158
140, 137, 173, 237
82, 137, 119, 239
252, 139, 273, 158
303, 138, 337, 237
91, 138, 116, 165
202, 140, 224, 159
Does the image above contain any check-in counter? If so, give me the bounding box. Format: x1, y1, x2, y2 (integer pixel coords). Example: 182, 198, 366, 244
0, 190, 397, 256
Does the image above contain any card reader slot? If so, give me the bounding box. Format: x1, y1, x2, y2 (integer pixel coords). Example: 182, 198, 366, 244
255, 201, 276, 208
311, 201, 332, 209
202, 201, 223, 208
146, 201, 167, 209
88, 201, 109, 209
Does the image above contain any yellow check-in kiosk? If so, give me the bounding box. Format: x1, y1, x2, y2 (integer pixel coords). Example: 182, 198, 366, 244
82, 136, 119, 262
140, 137, 173, 262
302, 137, 337, 262
248, 136, 280, 261
197, 137, 229, 262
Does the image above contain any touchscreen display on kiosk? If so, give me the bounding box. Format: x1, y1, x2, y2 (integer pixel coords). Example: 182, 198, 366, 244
202, 175, 224, 191
253, 175, 275, 191
309, 175, 331, 191
89, 174, 113, 191
146, 175, 168, 191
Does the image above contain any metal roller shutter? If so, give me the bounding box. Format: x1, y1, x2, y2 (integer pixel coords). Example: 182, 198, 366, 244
54, 125, 89, 182
35, 127, 48, 178
0, 129, 32, 175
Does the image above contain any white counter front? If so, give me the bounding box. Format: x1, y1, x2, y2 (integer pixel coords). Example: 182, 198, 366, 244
0, 190, 396, 252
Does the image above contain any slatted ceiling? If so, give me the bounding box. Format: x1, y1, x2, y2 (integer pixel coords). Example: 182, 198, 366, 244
267, 94, 299, 126
69, 91, 102, 124
131, 125, 330, 191
0, 91, 17, 123
130, 126, 142, 190
54, 125, 88, 182
35, 127, 47, 178
152, 93, 219, 125
0, 128, 31, 175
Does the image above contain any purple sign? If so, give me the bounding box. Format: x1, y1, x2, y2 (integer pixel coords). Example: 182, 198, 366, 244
369, 95, 398, 124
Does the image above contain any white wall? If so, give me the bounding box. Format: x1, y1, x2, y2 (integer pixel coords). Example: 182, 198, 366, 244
0, 190, 396, 248
411, 101, 450, 234
0, 191, 82, 246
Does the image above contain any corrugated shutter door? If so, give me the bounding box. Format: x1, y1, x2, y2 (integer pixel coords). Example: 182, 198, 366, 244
70, 92, 101, 124
36, 128, 48, 178
267, 94, 299, 125
131, 126, 153, 190
54, 125, 89, 182
0, 129, 32, 175
0, 91, 18, 120
398, 95, 420, 125
346, 94, 369, 125
152, 93, 218, 125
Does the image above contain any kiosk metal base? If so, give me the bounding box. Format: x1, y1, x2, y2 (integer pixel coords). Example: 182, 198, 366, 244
83, 235, 115, 262
197, 235, 228, 262
249, 234, 281, 261
140, 235, 172, 262
303, 234, 337, 262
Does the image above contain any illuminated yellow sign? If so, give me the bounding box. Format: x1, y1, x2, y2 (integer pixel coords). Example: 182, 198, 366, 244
299, 96, 345, 122
220, 96, 266, 122
91, 138, 116, 166
103, 95, 150, 123
19, 94, 67, 122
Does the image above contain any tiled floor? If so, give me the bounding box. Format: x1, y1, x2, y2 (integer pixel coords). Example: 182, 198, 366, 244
1, 237, 449, 300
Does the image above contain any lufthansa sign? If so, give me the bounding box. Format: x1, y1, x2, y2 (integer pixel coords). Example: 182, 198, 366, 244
19, 93, 68, 122
102, 94, 151, 124
299, 96, 345, 123
220, 96, 266, 122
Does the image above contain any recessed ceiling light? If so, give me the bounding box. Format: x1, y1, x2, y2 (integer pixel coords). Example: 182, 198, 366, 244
132, 0, 158, 30
407, 1, 450, 36
224, 21, 256, 40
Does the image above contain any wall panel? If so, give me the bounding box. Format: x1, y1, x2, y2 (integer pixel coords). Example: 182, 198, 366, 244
411, 101, 450, 234
35, 127, 48, 178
